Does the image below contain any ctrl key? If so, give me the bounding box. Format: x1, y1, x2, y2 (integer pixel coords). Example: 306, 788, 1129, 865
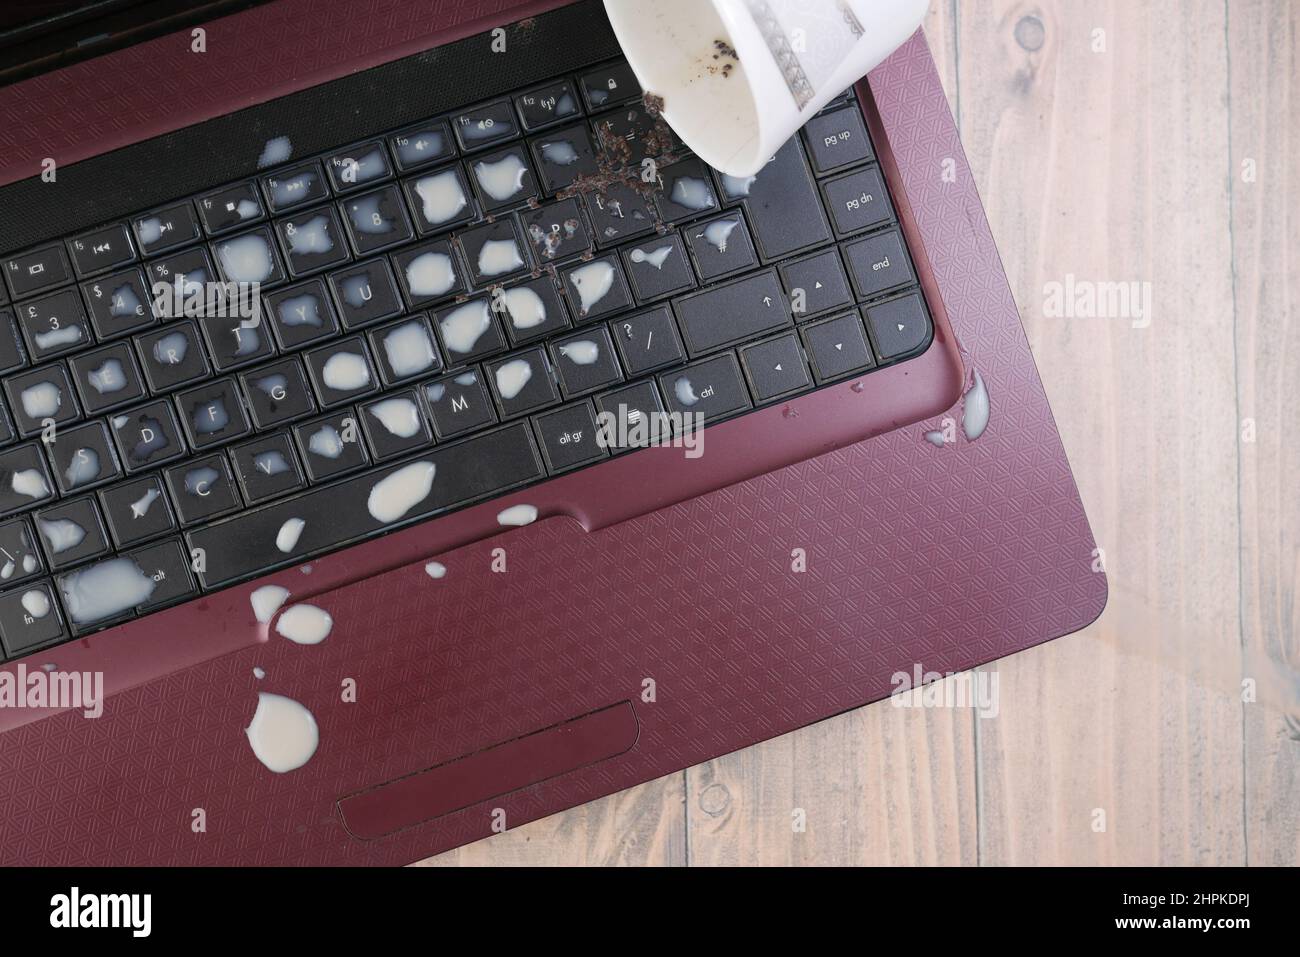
55, 539, 195, 633
0, 580, 67, 657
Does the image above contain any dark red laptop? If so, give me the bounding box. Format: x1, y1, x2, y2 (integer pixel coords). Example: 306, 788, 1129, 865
0, 0, 1105, 865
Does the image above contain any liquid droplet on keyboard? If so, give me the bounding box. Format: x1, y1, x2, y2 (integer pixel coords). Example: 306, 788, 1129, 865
152, 332, 189, 365
382, 321, 437, 377
424, 561, 447, 580
669, 175, 715, 211
253, 666, 266, 680
109, 282, 143, 317
184, 466, 220, 496
674, 376, 700, 406
12, 469, 49, 500
20, 381, 62, 419
257, 136, 292, 169
278, 293, 322, 327
245, 691, 318, 773
287, 215, 334, 255
348, 195, 391, 235
321, 351, 371, 391
630, 245, 673, 269
341, 274, 376, 308
720, 173, 756, 200
64, 447, 100, 488
477, 238, 524, 277
129, 486, 159, 518
558, 339, 600, 365
962, 370, 990, 441
474, 154, 529, 201
218, 233, 275, 283
502, 286, 546, 329
34, 326, 84, 350
250, 584, 290, 624
539, 140, 579, 166
367, 460, 436, 522
701, 218, 738, 252
414, 171, 467, 226
21, 589, 50, 619
569, 260, 615, 315
923, 431, 947, 448
275, 603, 332, 645
308, 425, 345, 459
496, 504, 538, 527
59, 557, 156, 626
367, 397, 421, 438
439, 300, 491, 354
88, 359, 127, 394
253, 450, 291, 476
190, 399, 230, 435
39, 517, 86, 554
494, 358, 533, 399
405, 251, 456, 298
275, 517, 305, 554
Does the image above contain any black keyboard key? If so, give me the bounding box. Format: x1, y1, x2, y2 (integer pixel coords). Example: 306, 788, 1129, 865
72, 340, 149, 418
0, 310, 27, 374
392, 239, 466, 307
263, 162, 329, 213
497, 275, 570, 346
739, 138, 832, 260
485, 348, 559, 419
621, 232, 695, 302
559, 254, 633, 322
47, 420, 121, 494
4, 245, 72, 301
740, 334, 811, 402
550, 327, 623, 397
673, 268, 791, 357
0, 443, 55, 515
328, 258, 405, 330
110, 400, 187, 472
145, 245, 217, 314
453, 100, 518, 151
583, 182, 655, 247
469, 144, 540, 212
132, 203, 201, 256
340, 185, 414, 255
188, 421, 543, 588
779, 248, 854, 320
213, 227, 286, 286
685, 212, 759, 282
521, 198, 592, 264
230, 433, 305, 504
516, 80, 582, 131
98, 474, 177, 548
457, 218, 530, 286
843, 229, 916, 302
533, 400, 606, 473
68, 224, 135, 278
529, 124, 598, 194
359, 390, 433, 460
199, 310, 275, 372
658, 353, 752, 424
390, 121, 455, 171
17, 289, 93, 360
175, 378, 250, 448
610, 305, 684, 375
131, 538, 197, 613
864, 294, 932, 361
276, 206, 351, 277
81, 268, 155, 339
822, 166, 894, 238
421, 368, 497, 440
0, 580, 67, 657
594, 379, 666, 452
4, 364, 79, 437
35, 497, 110, 569
197, 181, 265, 234
304, 337, 378, 406
433, 297, 505, 364
326, 141, 392, 193
36, 496, 110, 564
135, 321, 210, 391
404, 166, 476, 235
0, 517, 44, 585
239, 357, 316, 428
592, 103, 680, 168
580, 62, 640, 110
164, 454, 242, 525
802, 106, 874, 174
368, 315, 442, 385
265, 279, 339, 350
801, 312, 876, 382
654, 158, 719, 222
294, 409, 369, 482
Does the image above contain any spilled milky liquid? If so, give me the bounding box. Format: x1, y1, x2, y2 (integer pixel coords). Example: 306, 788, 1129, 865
21, 381, 62, 419
218, 234, 274, 283
250, 584, 290, 624
414, 171, 467, 226
669, 176, 715, 211
88, 359, 127, 394
424, 561, 447, 579
275, 603, 333, 645
494, 358, 533, 400
322, 351, 371, 391
63, 449, 100, 488
474, 154, 528, 201
558, 340, 600, 365
367, 460, 436, 522
275, 517, 305, 554
12, 469, 49, 500
308, 425, 345, 459
245, 692, 318, 773
503, 286, 546, 330
21, 589, 50, 619
478, 238, 524, 277
702, 218, 738, 252
278, 294, 322, 327
569, 261, 615, 315
382, 321, 437, 377
254, 450, 291, 476
59, 557, 155, 625
497, 504, 538, 527
440, 300, 491, 355
630, 245, 673, 270
368, 397, 421, 438
405, 251, 456, 298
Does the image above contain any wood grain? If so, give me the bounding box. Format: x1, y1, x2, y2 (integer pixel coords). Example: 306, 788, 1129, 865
418, 0, 1296, 866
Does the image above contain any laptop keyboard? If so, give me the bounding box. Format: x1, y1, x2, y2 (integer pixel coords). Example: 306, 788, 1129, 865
0, 58, 932, 658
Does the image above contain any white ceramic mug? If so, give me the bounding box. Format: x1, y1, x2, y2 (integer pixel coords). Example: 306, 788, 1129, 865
604, 0, 929, 177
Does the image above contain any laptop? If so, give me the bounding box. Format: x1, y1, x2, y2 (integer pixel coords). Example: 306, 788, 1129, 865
0, 0, 1105, 864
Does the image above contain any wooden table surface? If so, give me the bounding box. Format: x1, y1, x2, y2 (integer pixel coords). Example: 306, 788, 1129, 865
418, 0, 1299, 866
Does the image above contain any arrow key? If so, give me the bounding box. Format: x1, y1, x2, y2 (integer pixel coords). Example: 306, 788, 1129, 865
864, 293, 932, 361
800, 312, 875, 383
740, 333, 811, 402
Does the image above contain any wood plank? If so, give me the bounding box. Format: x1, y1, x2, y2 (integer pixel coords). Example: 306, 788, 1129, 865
1228, 0, 1300, 866
959, 0, 1244, 864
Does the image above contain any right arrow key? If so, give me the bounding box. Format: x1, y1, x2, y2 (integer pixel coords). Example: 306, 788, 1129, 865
863, 294, 932, 362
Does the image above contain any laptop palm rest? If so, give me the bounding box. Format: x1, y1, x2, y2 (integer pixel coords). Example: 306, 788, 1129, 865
336, 700, 639, 840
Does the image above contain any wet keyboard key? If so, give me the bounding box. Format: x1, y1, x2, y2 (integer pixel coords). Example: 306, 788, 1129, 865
520, 198, 592, 264
131, 538, 197, 613
550, 327, 623, 397
559, 254, 633, 322
368, 315, 442, 385
266, 279, 339, 350
4, 245, 72, 301
132, 203, 201, 256
0, 580, 67, 657
0, 517, 44, 585
359, 390, 432, 460
294, 409, 369, 482
328, 259, 403, 331
529, 124, 598, 194
326, 141, 392, 192
304, 337, 378, 407
4, 364, 80, 437
68, 224, 135, 277
230, 433, 305, 504
200, 310, 276, 371
685, 212, 759, 282
580, 62, 640, 110
390, 121, 455, 171
0, 444, 55, 515
421, 368, 497, 440
672, 268, 791, 356
135, 321, 209, 391
621, 233, 695, 302
197, 181, 265, 234
263, 163, 329, 213
240, 357, 316, 428
48, 421, 121, 494
81, 268, 155, 339
164, 454, 242, 525
340, 185, 414, 255
214, 226, 286, 286
35, 497, 110, 569
98, 474, 177, 548
175, 378, 250, 449
188, 421, 543, 588
516, 80, 582, 131
658, 353, 752, 424
433, 297, 505, 364
485, 348, 559, 419
584, 183, 655, 247
110, 400, 187, 472
654, 158, 719, 222
276, 206, 350, 277
404, 166, 476, 235
17, 288, 93, 360
453, 100, 518, 151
